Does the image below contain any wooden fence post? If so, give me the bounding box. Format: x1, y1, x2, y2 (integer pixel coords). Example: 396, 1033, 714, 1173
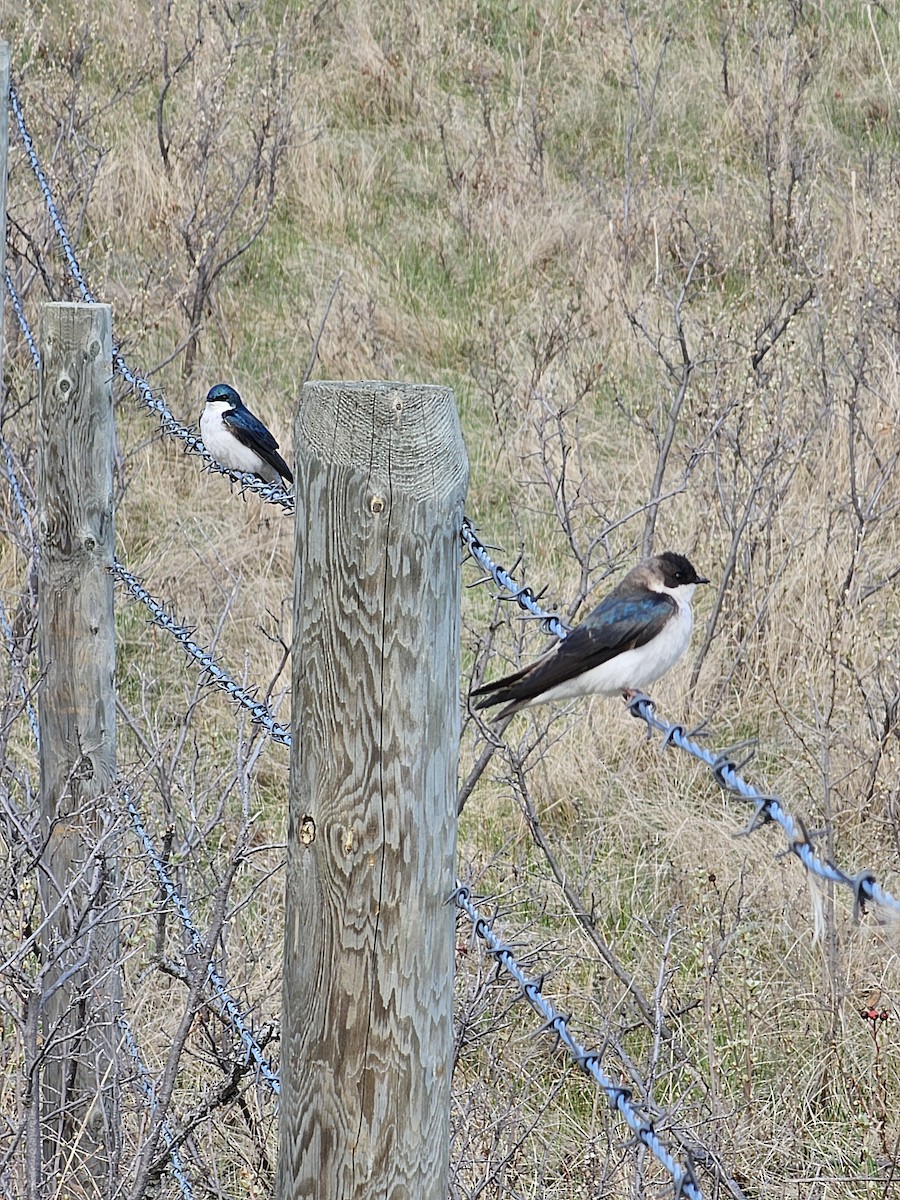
277, 380, 468, 1200
37, 302, 119, 1189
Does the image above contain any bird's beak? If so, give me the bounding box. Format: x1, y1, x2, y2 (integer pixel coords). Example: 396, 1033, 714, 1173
696, 576, 710, 585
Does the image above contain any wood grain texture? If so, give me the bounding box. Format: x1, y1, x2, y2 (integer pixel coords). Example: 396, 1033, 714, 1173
277, 381, 469, 1200
37, 303, 120, 1189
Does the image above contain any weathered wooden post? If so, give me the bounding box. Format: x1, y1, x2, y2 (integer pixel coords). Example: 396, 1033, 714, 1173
278, 381, 468, 1200
37, 302, 119, 1188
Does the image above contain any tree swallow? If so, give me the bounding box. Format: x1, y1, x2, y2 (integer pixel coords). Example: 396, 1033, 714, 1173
472, 551, 709, 719
200, 383, 293, 486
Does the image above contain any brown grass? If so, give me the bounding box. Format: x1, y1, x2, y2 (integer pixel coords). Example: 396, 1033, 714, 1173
2, 0, 900, 1196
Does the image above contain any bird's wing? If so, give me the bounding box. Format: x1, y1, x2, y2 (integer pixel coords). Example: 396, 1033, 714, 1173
472, 589, 676, 710
223, 408, 294, 484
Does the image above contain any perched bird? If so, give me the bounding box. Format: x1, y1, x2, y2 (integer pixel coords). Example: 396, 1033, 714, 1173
472, 551, 709, 719
200, 383, 293, 486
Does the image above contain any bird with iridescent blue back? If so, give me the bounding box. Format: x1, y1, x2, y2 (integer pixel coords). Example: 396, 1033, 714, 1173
471, 551, 709, 719
200, 383, 293, 486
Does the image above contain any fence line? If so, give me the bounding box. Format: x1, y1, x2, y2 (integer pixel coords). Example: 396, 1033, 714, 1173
453, 882, 702, 1199
10, 82, 892, 919
0, 481, 198, 1194
124, 788, 281, 1095
0, 440, 281, 1102
7, 73, 898, 1199
111, 560, 291, 747
7, 95, 293, 511
461, 519, 900, 919
117, 1013, 196, 1200
2, 273, 291, 747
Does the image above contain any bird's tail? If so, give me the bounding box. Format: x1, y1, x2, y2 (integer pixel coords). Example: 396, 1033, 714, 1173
470, 664, 535, 719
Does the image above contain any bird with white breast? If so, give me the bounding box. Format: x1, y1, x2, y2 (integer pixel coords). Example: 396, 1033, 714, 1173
471, 550, 709, 719
200, 383, 293, 486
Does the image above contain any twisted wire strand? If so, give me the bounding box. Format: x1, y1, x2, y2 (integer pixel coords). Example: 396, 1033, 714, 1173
462, 520, 900, 919
0, 438, 198, 1186
0, 430, 40, 746
0, 593, 39, 747
624, 694, 900, 918
4, 270, 41, 371
0, 424, 282, 1096
0, 428, 36, 547
1, 271, 291, 748
7, 95, 294, 512
124, 788, 281, 1096
117, 1013, 196, 1199
9, 87, 96, 303
453, 882, 702, 1199
111, 560, 291, 748
462, 516, 568, 638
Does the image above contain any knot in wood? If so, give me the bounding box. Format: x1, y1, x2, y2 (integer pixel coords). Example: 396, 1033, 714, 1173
370, 495, 385, 514
75, 755, 94, 781
298, 815, 316, 845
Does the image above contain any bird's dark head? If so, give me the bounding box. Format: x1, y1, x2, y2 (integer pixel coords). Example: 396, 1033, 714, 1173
205, 383, 242, 408
655, 551, 709, 589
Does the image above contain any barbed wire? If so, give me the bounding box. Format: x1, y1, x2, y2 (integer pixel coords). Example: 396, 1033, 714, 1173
1, 271, 291, 747
110, 560, 291, 748
461, 519, 900, 920
124, 787, 281, 1096
4, 270, 41, 373
624, 693, 900, 918
0, 429, 40, 746
8, 87, 96, 304
0, 593, 39, 747
0, 425, 282, 1099
0, 427, 35, 548
7, 91, 294, 512
117, 1013, 196, 1200
453, 882, 702, 1199
461, 517, 568, 638
0, 446, 197, 1190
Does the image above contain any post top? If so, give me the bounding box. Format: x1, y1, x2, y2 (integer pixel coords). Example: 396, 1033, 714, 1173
298, 379, 469, 502
42, 301, 112, 310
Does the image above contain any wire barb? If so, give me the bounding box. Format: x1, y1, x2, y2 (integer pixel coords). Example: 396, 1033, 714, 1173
117, 1012, 196, 1199
454, 881, 704, 1199
110, 560, 291, 747
124, 789, 281, 1096
464, 538, 900, 920
8, 92, 294, 511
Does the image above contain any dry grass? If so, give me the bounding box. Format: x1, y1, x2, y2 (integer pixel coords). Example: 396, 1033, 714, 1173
2, 0, 900, 1196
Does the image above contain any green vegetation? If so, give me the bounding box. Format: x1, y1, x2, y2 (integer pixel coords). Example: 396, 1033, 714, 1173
1, 0, 900, 1196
